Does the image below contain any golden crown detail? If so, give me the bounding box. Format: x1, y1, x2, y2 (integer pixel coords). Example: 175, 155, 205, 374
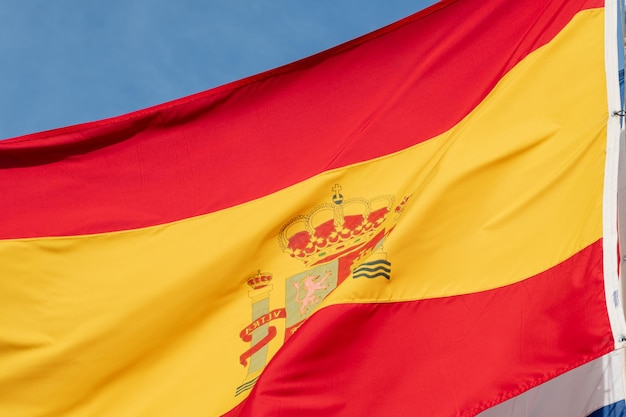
278, 185, 396, 267
247, 271, 273, 290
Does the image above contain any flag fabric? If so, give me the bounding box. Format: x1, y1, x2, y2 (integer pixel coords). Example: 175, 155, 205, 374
1, 0, 625, 416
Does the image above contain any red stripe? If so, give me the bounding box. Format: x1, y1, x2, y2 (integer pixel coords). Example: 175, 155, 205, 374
0, 0, 602, 238
225, 240, 613, 417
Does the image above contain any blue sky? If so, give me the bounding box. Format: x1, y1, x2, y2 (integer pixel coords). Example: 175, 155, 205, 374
0, 1, 437, 140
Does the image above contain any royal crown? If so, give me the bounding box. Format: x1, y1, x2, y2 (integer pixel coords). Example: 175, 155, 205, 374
247, 271, 273, 290
278, 185, 396, 267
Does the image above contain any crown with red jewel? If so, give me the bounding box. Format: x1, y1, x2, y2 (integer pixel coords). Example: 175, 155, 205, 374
246, 271, 273, 290
278, 185, 399, 267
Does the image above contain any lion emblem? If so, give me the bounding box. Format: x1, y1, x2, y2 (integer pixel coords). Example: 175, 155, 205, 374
293, 271, 332, 315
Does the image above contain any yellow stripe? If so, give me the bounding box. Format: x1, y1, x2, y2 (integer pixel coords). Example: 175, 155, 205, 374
0, 9, 606, 417
327, 8, 606, 305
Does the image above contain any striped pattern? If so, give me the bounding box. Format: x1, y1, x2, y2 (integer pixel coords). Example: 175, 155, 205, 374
235, 377, 259, 397
352, 259, 391, 280
0, 0, 603, 239
0, 0, 622, 416
225, 241, 614, 417
477, 351, 626, 417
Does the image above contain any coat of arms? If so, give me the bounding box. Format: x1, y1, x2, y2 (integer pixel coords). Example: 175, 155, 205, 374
236, 185, 410, 395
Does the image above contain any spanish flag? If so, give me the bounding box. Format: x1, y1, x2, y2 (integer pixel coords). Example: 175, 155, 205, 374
1, 0, 625, 416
